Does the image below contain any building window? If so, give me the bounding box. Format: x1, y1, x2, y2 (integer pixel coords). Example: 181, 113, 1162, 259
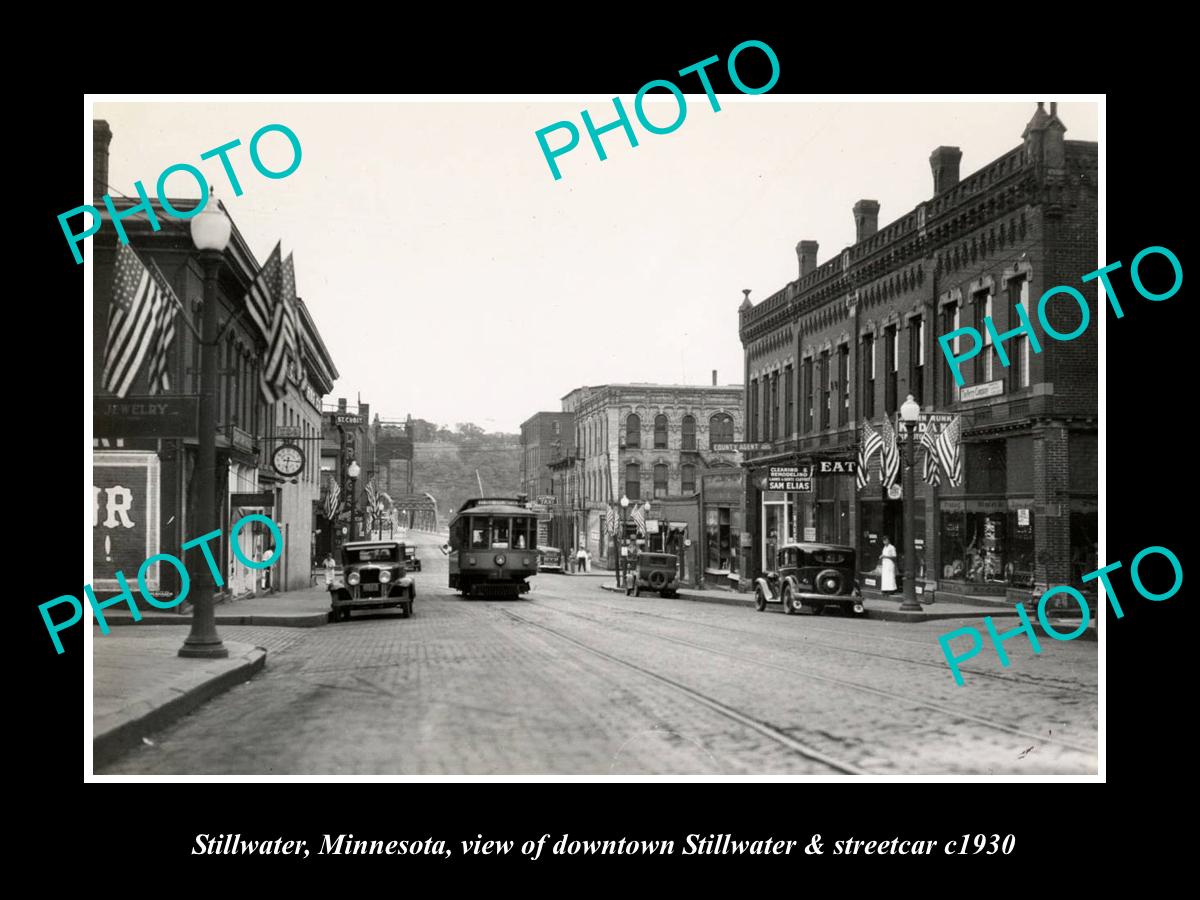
626, 413, 640, 448
654, 414, 668, 449
838, 344, 850, 426
884, 324, 898, 414
784, 365, 794, 436
975, 291, 993, 384
1009, 276, 1032, 388
626, 463, 641, 500
682, 415, 696, 451
819, 350, 830, 430
762, 376, 771, 442
553, 421, 560, 436
709, 413, 733, 448
910, 316, 924, 405
942, 301, 960, 404
803, 357, 813, 432
770, 372, 780, 440
749, 379, 758, 442
681, 464, 696, 494
654, 464, 668, 498
862, 333, 875, 419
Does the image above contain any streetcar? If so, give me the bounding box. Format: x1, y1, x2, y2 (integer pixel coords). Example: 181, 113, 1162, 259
447, 496, 539, 598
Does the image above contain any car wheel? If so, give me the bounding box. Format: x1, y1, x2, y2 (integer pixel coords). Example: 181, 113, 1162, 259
754, 587, 767, 612
781, 583, 796, 615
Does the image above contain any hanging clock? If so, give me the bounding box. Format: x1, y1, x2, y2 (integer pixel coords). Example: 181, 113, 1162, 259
272, 442, 305, 477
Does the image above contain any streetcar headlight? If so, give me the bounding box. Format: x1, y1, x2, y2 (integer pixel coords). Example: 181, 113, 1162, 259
467, 556, 477, 566
494, 554, 506, 566
347, 572, 360, 586
523, 557, 532, 567
379, 570, 391, 583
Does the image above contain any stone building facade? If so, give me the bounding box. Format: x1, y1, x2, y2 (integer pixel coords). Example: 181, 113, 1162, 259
738, 103, 1098, 604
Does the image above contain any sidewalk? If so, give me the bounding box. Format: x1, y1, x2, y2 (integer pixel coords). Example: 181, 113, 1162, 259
93, 628, 266, 769
595, 581, 1097, 636
100, 585, 333, 628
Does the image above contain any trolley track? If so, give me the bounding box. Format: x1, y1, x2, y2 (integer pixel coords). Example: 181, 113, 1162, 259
517, 599, 1096, 756
529, 595, 1097, 697
496, 606, 867, 775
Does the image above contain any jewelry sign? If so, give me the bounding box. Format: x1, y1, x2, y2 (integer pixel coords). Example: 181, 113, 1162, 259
767, 465, 812, 492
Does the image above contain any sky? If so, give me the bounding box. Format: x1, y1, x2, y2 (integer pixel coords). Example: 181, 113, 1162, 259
93, 98, 1098, 433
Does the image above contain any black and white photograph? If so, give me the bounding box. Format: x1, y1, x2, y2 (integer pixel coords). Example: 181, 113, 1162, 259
79, 94, 1103, 779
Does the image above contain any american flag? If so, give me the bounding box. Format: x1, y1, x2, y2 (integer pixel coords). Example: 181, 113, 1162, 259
261, 251, 298, 404
102, 244, 169, 398
244, 241, 282, 342
936, 415, 963, 487
605, 504, 617, 534
630, 504, 647, 535
878, 414, 900, 490
857, 420, 883, 490
920, 421, 941, 486
147, 259, 182, 394
364, 480, 379, 517
323, 480, 341, 520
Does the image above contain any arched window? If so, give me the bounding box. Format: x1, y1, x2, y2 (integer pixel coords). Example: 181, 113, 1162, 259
681, 464, 696, 494
681, 415, 696, 451
626, 414, 641, 448
654, 414, 668, 449
625, 463, 641, 500
654, 464, 669, 498
709, 413, 734, 448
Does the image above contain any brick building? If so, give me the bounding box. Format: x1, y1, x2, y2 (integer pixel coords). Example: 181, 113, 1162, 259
563, 380, 744, 580
519, 412, 576, 549
737, 103, 1098, 603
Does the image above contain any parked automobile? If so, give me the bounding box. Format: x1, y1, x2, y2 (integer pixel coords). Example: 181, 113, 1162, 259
753, 543, 865, 616
626, 551, 681, 598
537, 546, 564, 573
328, 540, 415, 621
404, 545, 422, 571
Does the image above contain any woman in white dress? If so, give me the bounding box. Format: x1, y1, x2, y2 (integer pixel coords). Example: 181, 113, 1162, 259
879, 536, 898, 594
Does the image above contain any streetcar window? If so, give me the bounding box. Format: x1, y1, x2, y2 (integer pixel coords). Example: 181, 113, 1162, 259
492, 518, 510, 548
512, 518, 529, 549
470, 517, 488, 549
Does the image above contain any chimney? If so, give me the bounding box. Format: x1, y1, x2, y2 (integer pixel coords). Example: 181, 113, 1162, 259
712, 369, 718, 386
853, 200, 880, 243
93, 120, 112, 202
337, 397, 347, 412
929, 146, 962, 195
796, 240, 819, 277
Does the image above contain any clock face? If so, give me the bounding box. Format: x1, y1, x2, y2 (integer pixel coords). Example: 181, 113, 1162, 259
273, 443, 305, 477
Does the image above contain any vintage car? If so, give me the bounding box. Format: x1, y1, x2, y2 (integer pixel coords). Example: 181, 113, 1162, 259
328, 540, 415, 621
625, 551, 681, 598
403, 545, 422, 572
537, 546, 564, 573
753, 543, 865, 616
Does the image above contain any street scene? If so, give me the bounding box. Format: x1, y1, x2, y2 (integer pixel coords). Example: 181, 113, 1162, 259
86, 98, 1099, 777
98, 532, 1096, 775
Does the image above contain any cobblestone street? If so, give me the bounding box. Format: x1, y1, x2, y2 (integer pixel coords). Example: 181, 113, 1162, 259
98, 534, 1098, 776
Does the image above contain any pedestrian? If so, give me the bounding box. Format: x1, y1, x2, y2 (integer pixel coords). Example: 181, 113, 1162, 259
577, 545, 588, 573
323, 553, 336, 589
879, 536, 898, 595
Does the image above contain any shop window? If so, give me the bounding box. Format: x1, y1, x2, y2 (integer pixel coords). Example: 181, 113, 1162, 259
1070, 508, 1099, 589
653, 464, 668, 498
682, 415, 696, 450
654, 414, 668, 449
625, 463, 640, 500
939, 510, 1009, 584
626, 414, 640, 448
1007, 507, 1035, 587
681, 464, 695, 494
706, 507, 734, 571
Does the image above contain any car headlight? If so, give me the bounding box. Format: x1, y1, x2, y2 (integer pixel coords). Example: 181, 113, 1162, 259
347, 572, 360, 586
495, 554, 506, 566
379, 570, 391, 583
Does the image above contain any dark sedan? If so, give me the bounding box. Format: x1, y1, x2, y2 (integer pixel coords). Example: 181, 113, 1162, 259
328, 540, 416, 622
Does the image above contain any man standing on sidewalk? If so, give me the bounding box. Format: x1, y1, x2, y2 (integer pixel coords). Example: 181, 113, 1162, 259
577, 545, 588, 573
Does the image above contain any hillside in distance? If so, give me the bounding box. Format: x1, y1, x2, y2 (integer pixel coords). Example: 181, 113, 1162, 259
411, 424, 522, 523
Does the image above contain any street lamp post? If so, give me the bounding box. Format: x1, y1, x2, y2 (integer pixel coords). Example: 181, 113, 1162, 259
346, 460, 361, 541
899, 394, 923, 613
617, 494, 630, 587
180, 198, 232, 659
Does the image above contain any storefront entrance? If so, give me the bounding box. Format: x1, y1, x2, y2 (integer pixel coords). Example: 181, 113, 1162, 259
761, 491, 797, 571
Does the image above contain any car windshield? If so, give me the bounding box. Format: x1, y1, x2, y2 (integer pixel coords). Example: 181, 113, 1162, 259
345, 547, 399, 563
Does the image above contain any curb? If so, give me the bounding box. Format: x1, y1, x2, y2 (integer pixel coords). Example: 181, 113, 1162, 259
93, 643, 267, 770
